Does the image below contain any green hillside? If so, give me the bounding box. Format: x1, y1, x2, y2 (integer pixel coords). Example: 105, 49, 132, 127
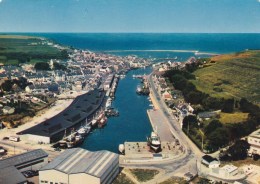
0, 35, 67, 65
191, 50, 260, 103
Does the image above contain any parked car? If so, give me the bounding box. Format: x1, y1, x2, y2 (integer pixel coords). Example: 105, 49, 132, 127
22, 170, 38, 178
9, 136, 20, 142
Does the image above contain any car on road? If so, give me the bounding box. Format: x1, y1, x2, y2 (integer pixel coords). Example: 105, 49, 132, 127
184, 172, 196, 181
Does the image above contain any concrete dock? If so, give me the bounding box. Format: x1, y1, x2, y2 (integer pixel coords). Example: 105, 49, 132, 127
147, 109, 175, 142
123, 141, 183, 161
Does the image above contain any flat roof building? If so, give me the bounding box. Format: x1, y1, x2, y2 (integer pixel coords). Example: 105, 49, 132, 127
39, 148, 119, 184
18, 89, 105, 144
247, 129, 260, 156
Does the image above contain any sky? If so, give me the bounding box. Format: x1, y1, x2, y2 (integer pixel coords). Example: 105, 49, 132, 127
0, 0, 260, 33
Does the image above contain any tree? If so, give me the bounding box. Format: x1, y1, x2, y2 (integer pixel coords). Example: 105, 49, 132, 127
197, 178, 211, 184
221, 98, 234, 113
207, 127, 229, 151
204, 120, 222, 136
202, 97, 224, 110
171, 74, 188, 90
1, 80, 13, 92
185, 91, 205, 104
225, 140, 250, 161
61, 50, 68, 59
34, 62, 50, 70
53, 62, 67, 70
182, 115, 198, 130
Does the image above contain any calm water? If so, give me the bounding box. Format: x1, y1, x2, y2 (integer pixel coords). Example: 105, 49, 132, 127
81, 68, 153, 152
11, 33, 260, 59
10, 33, 260, 152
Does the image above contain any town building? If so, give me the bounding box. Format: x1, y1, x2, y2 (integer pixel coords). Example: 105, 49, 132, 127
247, 129, 260, 156
0, 149, 48, 184
201, 155, 220, 168
39, 148, 119, 184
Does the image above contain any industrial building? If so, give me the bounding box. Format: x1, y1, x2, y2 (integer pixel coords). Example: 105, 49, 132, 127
39, 148, 119, 184
18, 89, 105, 144
0, 149, 48, 184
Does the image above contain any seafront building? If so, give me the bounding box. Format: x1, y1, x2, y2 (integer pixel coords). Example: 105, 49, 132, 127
18, 89, 105, 144
39, 148, 119, 184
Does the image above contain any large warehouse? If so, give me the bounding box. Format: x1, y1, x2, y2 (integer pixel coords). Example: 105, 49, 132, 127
39, 148, 119, 184
18, 89, 105, 144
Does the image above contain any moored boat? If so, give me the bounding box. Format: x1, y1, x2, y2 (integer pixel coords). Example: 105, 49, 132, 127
147, 131, 161, 153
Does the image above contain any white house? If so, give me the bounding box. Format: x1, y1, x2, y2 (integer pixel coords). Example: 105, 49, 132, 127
2, 106, 15, 115
201, 155, 220, 168
247, 129, 260, 156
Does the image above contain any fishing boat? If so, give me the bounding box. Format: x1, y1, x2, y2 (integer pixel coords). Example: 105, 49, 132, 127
66, 134, 84, 148
98, 116, 107, 128
91, 119, 97, 126
147, 131, 161, 153
77, 125, 91, 136
105, 98, 112, 109
136, 85, 142, 94
105, 108, 119, 117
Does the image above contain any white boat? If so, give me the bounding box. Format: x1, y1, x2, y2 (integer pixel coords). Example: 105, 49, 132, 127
118, 144, 125, 154
147, 131, 161, 153
105, 98, 112, 108
136, 85, 142, 94
77, 125, 91, 136
91, 119, 97, 126
120, 74, 126, 79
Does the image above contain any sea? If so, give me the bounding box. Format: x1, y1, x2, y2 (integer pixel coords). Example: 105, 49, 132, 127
13, 33, 260, 152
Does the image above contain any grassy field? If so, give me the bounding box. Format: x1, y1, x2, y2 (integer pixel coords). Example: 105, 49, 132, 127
191, 50, 260, 103
130, 169, 159, 182
159, 177, 188, 184
219, 112, 248, 124
0, 34, 66, 65
221, 157, 260, 167
112, 173, 134, 184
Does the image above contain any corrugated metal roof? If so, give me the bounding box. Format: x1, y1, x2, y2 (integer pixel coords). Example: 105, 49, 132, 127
0, 149, 48, 170
40, 148, 118, 177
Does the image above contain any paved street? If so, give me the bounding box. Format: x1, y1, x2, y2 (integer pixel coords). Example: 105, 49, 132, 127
147, 109, 175, 142
120, 69, 203, 183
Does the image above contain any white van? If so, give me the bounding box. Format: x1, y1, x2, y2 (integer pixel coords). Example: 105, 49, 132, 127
9, 136, 20, 142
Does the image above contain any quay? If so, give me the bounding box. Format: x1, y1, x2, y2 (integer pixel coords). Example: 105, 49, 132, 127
147, 109, 175, 142
18, 89, 105, 144
122, 141, 183, 163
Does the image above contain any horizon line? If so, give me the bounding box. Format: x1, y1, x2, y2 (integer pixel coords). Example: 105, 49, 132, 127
1, 32, 260, 34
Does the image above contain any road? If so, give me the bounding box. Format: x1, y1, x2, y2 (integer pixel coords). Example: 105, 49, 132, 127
120, 67, 203, 183
0, 140, 60, 161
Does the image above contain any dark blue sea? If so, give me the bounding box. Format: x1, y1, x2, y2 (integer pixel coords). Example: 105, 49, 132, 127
11, 33, 260, 152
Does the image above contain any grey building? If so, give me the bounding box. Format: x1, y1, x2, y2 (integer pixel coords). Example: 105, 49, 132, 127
0, 149, 48, 184
39, 148, 119, 184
